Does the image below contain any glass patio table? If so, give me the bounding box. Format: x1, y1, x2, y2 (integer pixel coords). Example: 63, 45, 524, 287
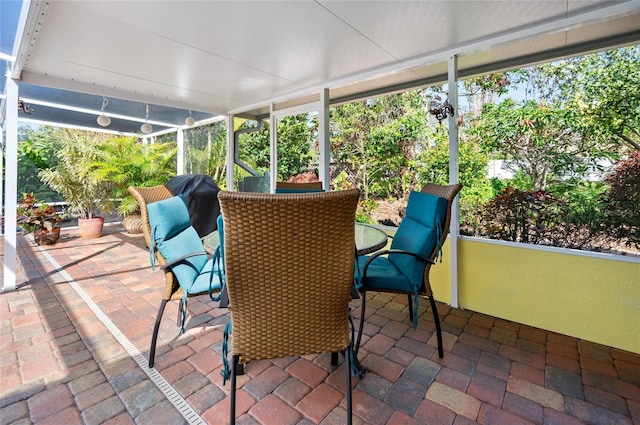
354, 223, 388, 255
203, 223, 388, 256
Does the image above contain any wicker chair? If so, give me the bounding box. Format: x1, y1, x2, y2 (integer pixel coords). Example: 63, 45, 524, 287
129, 185, 223, 368
219, 189, 359, 425
355, 183, 462, 368
275, 181, 323, 193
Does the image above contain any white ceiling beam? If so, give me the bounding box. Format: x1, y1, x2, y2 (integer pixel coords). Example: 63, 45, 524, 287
20, 71, 223, 116
11, 0, 48, 80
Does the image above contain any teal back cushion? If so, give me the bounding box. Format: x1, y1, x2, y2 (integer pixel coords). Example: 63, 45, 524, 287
147, 195, 208, 291
389, 191, 448, 284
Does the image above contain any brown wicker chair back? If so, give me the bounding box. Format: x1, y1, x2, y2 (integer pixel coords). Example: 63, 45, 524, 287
219, 188, 359, 425
128, 185, 173, 248
420, 183, 463, 297
275, 181, 323, 190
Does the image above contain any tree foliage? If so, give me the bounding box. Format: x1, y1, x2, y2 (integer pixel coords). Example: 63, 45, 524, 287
16, 126, 63, 201
276, 115, 318, 180
470, 99, 608, 191
604, 150, 640, 248
524, 46, 640, 151
479, 188, 565, 244
183, 122, 227, 185
239, 115, 316, 181
415, 127, 493, 233
331, 91, 429, 199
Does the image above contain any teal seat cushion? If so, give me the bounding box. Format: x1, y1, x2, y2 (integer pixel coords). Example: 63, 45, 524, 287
148, 196, 213, 295
191, 257, 223, 294
356, 255, 412, 292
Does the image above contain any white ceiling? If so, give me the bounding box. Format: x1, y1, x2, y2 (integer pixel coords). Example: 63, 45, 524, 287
7, 0, 640, 130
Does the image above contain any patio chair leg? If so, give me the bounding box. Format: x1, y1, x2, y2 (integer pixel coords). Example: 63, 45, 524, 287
407, 294, 414, 323
429, 296, 444, 358
176, 300, 183, 327
345, 345, 353, 425
355, 289, 366, 356
331, 352, 339, 366
230, 355, 239, 425
149, 299, 168, 368
353, 290, 368, 378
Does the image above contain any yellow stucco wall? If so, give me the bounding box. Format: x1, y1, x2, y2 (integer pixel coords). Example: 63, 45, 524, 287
428, 238, 640, 354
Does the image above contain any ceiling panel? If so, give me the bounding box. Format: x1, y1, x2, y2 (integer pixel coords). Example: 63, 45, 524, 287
320, 1, 569, 61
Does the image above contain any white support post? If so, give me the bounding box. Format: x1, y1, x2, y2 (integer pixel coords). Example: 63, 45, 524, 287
3, 76, 19, 292
226, 115, 235, 191
176, 128, 184, 175
448, 54, 460, 308
1, 120, 4, 237
269, 104, 277, 193
319, 88, 330, 190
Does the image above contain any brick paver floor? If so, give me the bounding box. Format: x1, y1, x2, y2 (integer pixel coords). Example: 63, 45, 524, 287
1, 226, 639, 424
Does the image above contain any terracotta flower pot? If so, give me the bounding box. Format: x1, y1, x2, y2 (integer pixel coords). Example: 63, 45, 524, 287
34, 227, 61, 245
78, 216, 105, 239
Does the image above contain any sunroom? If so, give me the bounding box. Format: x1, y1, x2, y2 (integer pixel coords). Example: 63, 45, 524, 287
1, 1, 639, 423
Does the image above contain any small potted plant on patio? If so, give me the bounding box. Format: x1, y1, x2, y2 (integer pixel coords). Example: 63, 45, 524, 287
17, 192, 66, 245
90, 136, 177, 234
38, 130, 115, 239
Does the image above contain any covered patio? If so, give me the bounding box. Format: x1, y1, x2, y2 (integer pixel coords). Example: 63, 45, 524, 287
2, 1, 640, 423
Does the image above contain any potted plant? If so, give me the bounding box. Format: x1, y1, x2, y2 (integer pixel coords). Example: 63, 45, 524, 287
90, 136, 177, 233
38, 130, 115, 239
17, 193, 66, 245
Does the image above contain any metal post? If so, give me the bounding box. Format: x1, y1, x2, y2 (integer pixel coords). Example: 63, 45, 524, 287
3, 76, 19, 292
226, 115, 235, 191
448, 55, 460, 308
270, 104, 277, 193
176, 128, 185, 175
319, 88, 330, 190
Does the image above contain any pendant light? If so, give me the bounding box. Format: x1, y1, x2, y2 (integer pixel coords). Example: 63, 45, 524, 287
185, 110, 195, 126
141, 104, 153, 134
97, 97, 111, 127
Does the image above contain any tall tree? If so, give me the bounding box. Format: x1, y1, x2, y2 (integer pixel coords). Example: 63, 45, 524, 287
183, 122, 227, 184
16, 126, 63, 201
470, 98, 612, 191
239, 115, 316, 180
513, 46, 640, 151
331, 91, 429, 199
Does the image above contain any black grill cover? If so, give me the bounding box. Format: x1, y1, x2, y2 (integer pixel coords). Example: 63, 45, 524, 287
166, 174, 221, 237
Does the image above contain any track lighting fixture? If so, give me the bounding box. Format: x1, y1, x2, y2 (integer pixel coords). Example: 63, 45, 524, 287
141, 104, 153, 134
97, 97, 111, 127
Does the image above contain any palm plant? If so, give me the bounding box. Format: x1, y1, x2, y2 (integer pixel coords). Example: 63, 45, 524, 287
38, 130, 113, 220
90, 137, 177, 216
